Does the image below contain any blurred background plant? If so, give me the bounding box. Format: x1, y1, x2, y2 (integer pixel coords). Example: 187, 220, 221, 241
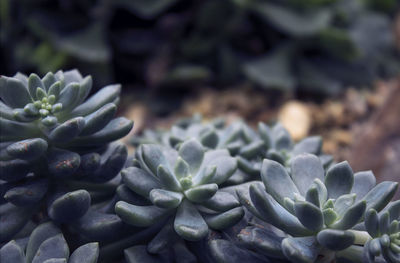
1, 0, 399, 96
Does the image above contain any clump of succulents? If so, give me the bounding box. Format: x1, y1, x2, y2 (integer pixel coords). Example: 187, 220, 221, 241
238, 153, 398, 262
1, 76, 399, 263
0, 70, 133, 242
0, 222, 99, 263
115, 138, 243, 242
363, 204, 400, 263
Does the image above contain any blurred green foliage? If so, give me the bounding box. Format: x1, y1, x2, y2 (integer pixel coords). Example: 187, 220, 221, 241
1, 0, 399, 94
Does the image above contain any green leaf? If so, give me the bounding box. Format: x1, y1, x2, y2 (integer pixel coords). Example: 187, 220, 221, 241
325, 161, 354, 199
115, 201, 170, 227
282, 236, 320, 263
57, 83, 80, 113
243, 47, 295, 91
67, 117, 133, 146
203, 207, 244, 230
28, 73, 45, 99
200, 150, 237, 185
203, 191, 240, 212
237, 226, 285, 259
292, 136, 323, 156
80, 103, 117, 136
290, 154, 325, 195
69, 243, 99, 263
0, 77, 32, 108
365, 209, 380, 238
174, 200, 208, 241
48, 190, 91, 223
178, 139, 204, 174
316, 229, 355, 250
249, 183, 312, 236
4, 179, 47, 206
47, 148, 80, 179
70, 84, 120, 117
26, 222, 62, 263
6, 138, 48, 160
49, 117, 85, 142
174, 157, 191, 179
294, 201, 324, 232
260, 159, 300, 206
42, 72, 57, 90
352, 171, 376, 201
251, 2, 332, 37
362, 181, 398, 213
31, 234, 69, 263
157, 165, 181, 192
331, 201, 366, 230
121, 167, 161, 197
0, 241, 25, 263
48, 81, 61, 99
184, 184, 218, 203
149, 189, 183, 209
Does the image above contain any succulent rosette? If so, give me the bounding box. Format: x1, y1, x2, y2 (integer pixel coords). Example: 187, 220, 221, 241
115, 138, 244, 242
0, 222, 99, 263
363, 202, 400, 263
0, 70, 133, 242
238, 153, 398, 263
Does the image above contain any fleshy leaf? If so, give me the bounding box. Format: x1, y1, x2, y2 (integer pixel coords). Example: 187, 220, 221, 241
184, 184, 218, 203
115, 201, 170, 227
0, 77, 32, 108
48, 190, 91, 222
325, 161, 354, 199
174, 199, 208, 241
203, 207, 244, 230
316, 229, 355, 251
352, 171, 376, 201
261, 159, 300, 206
0, 241, 25, 263
282, 236, 320, 263
291, 154, 324, 195
178, 138, 204, 174
294, 201, 324, 232
31, 234, 69, 263
69, 243, 99, 263
149, 189, 183, 209
121, 167, 161, 197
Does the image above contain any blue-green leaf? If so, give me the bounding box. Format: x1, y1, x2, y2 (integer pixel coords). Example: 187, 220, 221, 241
291, 154, 324, 195
174, 200, 208, 241
115, 201, 170, 227
282, 236, 320, 263
316, 229, 355, 250
325, 161, 354, 199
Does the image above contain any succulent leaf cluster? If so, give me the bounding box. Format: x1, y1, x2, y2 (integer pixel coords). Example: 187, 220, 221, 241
115, 138, 243, 241
0, 70, 133, 242
363, 202, 400, 263
1, 84, 399, 263
237, 154, 398, 262
0, 222, 99, 263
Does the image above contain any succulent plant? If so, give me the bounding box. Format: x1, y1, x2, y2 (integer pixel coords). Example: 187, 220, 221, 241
363, 203, 400, 263
115, 138, 244, 242
0, 222, 99, 263
238, 153, 398, 262
0, 70, 133, 242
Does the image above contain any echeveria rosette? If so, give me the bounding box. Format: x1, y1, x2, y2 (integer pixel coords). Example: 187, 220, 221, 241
115, 138, 244, 242
0, 70, 133, 242
0, 222, 99, 263
230, 122, 332, 186
257, 122, 332, 168
363, 202, 400, 263
238, 153, 398, 263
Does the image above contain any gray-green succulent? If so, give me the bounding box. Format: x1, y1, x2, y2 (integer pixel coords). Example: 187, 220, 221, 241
115, 138, 244, 241
0, 222, 99, 263
237, 153, 398, 263
0, 70, 133, 242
